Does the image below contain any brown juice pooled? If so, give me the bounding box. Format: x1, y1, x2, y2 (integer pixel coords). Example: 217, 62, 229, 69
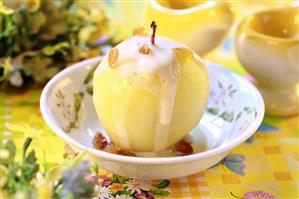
92, 132, 194, 157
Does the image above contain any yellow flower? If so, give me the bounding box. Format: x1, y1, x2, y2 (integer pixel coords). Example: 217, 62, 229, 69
26, 0, 41, 12
5, 123, 49, 151
45, 166, 63, 182
2, 57, 13, 73
37, 182, 52, 199
5, 123, 47, 139
0, 2, 14, 14
1, 0, 40, 13
35, 171, 57, 199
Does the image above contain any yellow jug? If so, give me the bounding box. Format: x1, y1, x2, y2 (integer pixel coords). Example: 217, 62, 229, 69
144, 0, 235, 55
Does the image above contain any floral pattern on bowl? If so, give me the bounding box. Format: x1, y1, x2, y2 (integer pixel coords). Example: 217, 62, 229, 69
40, 57, 264, 179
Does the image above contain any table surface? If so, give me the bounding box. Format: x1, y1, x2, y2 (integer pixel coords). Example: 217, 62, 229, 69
1, 2, 299, 199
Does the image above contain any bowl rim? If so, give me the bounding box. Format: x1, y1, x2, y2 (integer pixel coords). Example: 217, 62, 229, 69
237, 6, 299, 42
40, 56, 265, 165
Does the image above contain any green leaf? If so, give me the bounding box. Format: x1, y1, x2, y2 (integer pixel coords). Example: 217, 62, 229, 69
41, 42, 70, 56
1, 139, 40, 194
86, 86, 93, 95
206, 107, 220, 115
22, 150, 39, 181
22, 164, 39, 181
111, 190, 131, 196
220, 111, 234, 122
83, 64, 98, 84
25, 150, 37, 165
236, 112, 242, 120
243, 107, 252, 113
22, 137, 32, 160
153, 179, 170, 189
74, 92, 84, 121
111, 175, 129, 184
90, 162, 99, 176
150, 189, 170, 196
63, 92, 84, 133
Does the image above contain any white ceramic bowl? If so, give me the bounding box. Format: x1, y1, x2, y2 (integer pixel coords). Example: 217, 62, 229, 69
40, 57, 264, 180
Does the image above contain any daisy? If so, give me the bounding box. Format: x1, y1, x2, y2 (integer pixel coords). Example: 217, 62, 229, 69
125, 179, 152, 194
244, 190, 275, 199
93, 185, 113, 199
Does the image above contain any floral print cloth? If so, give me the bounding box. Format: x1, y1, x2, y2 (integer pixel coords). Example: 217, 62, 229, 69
1, 2, 299, 198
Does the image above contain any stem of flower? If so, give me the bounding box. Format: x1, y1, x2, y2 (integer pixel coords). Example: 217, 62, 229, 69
150, 21, 157, 45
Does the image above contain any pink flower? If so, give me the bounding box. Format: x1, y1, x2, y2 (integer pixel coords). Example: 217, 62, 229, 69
244, 190, 275, 199
98, 175, 112, 186
85, 175, 111, 186
134, 192, 147, 199
146, 192, 155, 199
134, 192, 155, 199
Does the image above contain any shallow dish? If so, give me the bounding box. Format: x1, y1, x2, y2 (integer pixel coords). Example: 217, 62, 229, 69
40, 57, 264, 179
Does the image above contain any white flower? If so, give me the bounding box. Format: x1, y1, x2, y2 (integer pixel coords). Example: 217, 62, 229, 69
9, 71, 23, 87
93, 185, 113, 199
125, 179, 152, 194
115, 195, 133, 199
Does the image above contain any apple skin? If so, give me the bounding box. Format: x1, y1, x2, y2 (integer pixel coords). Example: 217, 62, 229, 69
93, 48, 209, 152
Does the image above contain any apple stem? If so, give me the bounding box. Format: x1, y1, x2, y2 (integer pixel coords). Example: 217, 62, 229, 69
150, 21, 157, 45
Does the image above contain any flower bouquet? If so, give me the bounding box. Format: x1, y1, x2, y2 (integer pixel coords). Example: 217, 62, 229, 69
0, 0, 112, 87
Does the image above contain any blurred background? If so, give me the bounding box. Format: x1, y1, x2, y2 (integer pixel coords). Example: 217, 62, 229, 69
0, 0, 296, 88
2, 0, 297, 115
